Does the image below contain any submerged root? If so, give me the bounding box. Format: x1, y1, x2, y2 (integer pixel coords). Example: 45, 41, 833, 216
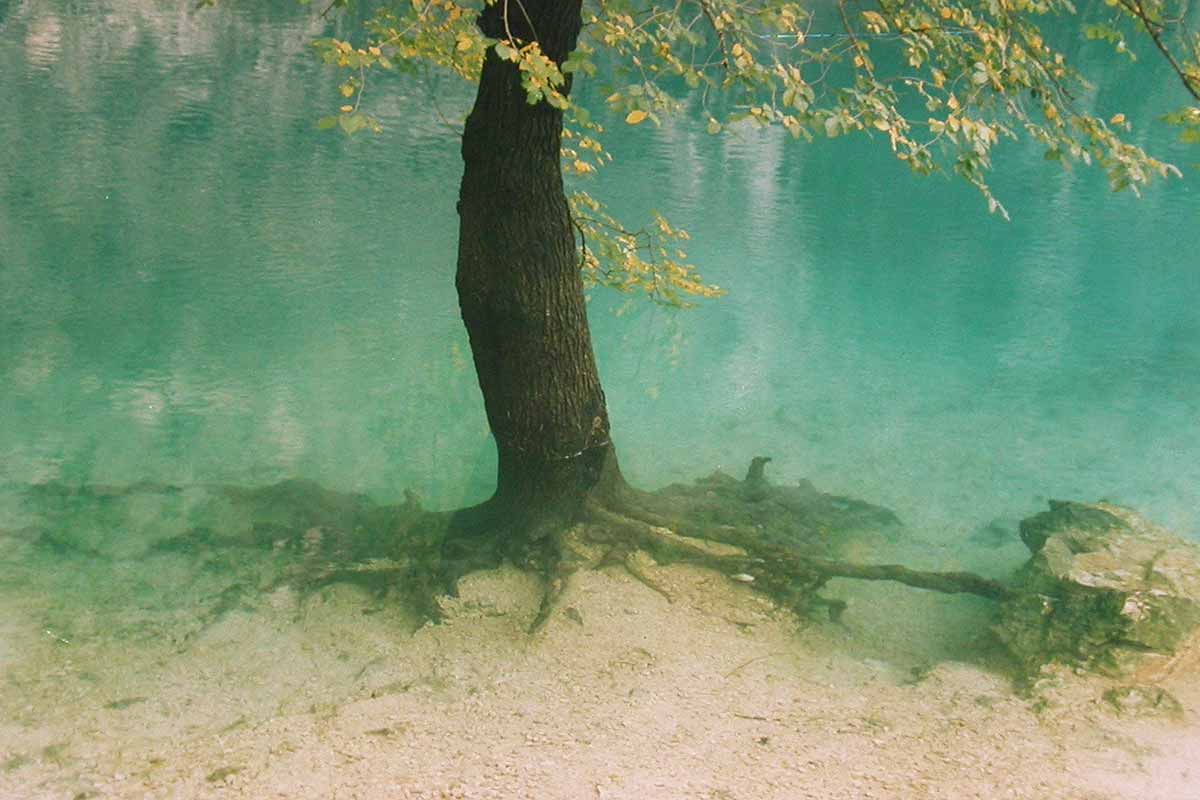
264, 458, 1012, 632
4, 468, 1012, 652
621, 551, 675, 604
526, 460, 1014, 627
573, 497, 829, 618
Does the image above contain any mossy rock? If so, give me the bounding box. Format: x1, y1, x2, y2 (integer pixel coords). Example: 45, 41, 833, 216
995, 500, 1200, 676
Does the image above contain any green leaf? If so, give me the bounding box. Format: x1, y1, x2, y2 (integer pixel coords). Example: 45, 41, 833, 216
339, 113, 366, 135
562, 54, 596, 77
1084, 24, 1120, 43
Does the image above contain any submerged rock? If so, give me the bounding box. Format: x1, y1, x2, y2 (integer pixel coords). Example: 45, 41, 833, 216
994, 500, 1200, 677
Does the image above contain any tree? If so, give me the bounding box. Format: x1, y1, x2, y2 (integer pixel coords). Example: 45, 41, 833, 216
305, 0, 1199, 619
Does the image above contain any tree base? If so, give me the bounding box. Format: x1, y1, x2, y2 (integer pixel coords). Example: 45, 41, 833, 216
311, 457, 1012, 632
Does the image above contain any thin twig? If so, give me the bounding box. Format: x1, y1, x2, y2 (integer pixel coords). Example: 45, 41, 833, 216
1118, 0, 1200, 100
724, 651, 790, 678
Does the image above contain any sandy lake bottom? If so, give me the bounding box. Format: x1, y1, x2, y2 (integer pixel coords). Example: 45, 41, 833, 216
1, 522, 1197, 800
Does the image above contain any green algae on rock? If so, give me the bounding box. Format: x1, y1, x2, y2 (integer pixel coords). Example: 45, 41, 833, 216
995, 500, 1200, 677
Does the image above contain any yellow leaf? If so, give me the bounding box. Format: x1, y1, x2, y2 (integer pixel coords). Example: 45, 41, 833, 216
939, 6, 953, 19
1110, 113, 1126, 125
339, 105, 354, 113
625, 109, 648, 125
456, 36, 472, 52
861, 10, 888, 31
873, 118, 890, 132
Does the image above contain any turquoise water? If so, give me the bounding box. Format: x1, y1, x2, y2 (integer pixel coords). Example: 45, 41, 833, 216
2, 0, 1198, 546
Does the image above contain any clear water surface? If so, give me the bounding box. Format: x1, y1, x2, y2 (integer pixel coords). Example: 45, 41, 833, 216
2, 0, 1198, 546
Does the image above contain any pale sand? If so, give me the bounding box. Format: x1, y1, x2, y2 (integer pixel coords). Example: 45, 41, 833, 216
1, 562, 1196, 800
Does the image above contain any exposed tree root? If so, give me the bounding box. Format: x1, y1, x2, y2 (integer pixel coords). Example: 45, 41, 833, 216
465, 460, 1016, 632
87, 461, 1011, 633
574, 493, 1009, 617
802, 557, 1013, 600
620, 551, 676, 604
21, 475, 1192, 685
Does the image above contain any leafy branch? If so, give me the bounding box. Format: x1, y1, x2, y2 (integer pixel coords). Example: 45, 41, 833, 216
304, 0, 1196, 294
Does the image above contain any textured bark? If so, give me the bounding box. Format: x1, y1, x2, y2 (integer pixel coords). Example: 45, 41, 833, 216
455, 1, 620, 533
444, 6, 1017, 620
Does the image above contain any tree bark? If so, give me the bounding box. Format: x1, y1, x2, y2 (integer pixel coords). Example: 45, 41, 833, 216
455, 1, 621, 538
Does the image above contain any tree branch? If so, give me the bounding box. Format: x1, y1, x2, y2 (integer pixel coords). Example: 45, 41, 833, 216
1119, 0, 1200, 101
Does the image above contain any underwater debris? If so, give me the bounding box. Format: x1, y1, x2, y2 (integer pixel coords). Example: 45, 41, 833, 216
205, 765, 243, 783
1101, 684, 1185, 718
1, 753, 29, 772
103, 697, 148, 710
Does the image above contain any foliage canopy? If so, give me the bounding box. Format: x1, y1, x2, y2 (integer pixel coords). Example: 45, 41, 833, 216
310, 0, 1200, 303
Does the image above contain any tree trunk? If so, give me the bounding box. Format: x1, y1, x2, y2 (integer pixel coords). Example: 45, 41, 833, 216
455, 1, 621, 540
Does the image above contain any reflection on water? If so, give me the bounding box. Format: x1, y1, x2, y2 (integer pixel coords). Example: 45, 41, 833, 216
1, 0, 1198, 542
